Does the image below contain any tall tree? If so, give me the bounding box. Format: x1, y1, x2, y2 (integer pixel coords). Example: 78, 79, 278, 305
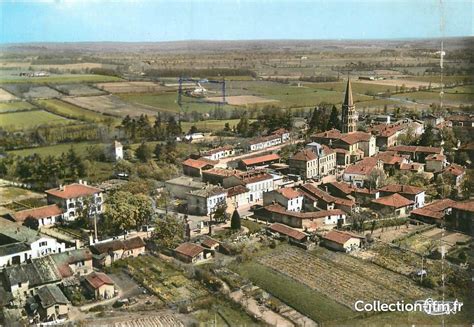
230, 209, 241, 230
327, 105, 341, 130
135, 142, 153, 162
152, 215, 185, 249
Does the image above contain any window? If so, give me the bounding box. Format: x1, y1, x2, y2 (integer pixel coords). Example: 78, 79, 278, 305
39, 241, 47, 247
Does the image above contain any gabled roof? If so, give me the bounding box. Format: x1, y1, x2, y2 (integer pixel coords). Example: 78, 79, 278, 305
175, 242, 205, 258
291, 148, 318, 161
443, 164, 465, 176
182, 158, 214, 169
425, 154, 446, 161
201, 237, 220, 248
276, 187, 302, 199
378, 184, 424, 195
85, 272, 114, 289
226, 185, 249, 197
269, 223, 306, 241
299, 183, 354, 207
312, 128, 342, 140
323, 230, 362, 245
372, 193, 414, 208
90, 236, 145, 255
37, 284, 69, 308
338, 132, 372, 145
14, 205, 63, 223
344, 157, 380, 176
399, 162, 423, 171
452, 200, 474, 213
241, 153, 280, 166
45, 183, 102, 199
203, 145, 233, 155
239, 171, 273, 184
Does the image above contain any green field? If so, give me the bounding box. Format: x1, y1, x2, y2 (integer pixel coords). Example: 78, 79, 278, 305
393, 90, 474, 103
0, 110, 76, 130
118, 92, 236, 113
306, 81, 398, 94
35, 99, 119, 123
0, 101, 35, 112
401, 75, 473, 84
0, 74, 122, 84
7, 142, 106, 157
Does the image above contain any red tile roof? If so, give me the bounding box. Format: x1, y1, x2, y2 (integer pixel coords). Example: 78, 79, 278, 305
399, 163, 423, 171
322, 230, 363, 245
372, 193, 414, 208
90, 237, 145, 255
452, 200, 474, 213
248, 134, 281, 145
378, 184, 424, 195
45, 183, 102, 199
375, 151, 405, 165
182, 158, 214, 169
226, 185, 249, 197
241, 153, 280, 166
269, 223, 306, 241
291, 148, 318, 161
344, 157, 380, 176
14, 204, 63, 223
85, 272, 114, 289
370, 123, 405, 137
201, 237, 220, 248
276, 187, 302, 199
443, 164, 465, 176
312, 129, 342, 139
203, 168, 238, 177
175, 242, 205, 258
339, 131, 373, 145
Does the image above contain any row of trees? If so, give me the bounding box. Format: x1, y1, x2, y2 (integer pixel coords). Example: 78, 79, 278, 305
308, 104, 342, 133
120, 114, 182, 142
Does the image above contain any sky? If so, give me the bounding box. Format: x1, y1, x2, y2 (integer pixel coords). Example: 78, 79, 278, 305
0, 0, 472, 44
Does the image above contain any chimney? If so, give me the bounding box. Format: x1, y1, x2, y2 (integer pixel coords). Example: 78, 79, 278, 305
79, 180, 82, 184
59, 184, 64, 191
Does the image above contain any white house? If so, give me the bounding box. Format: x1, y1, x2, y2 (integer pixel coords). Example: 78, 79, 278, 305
12, 204, 63, 228
109, 140, 123, 161
378, 184, 425, 209
0, 218, 66, 268
45, 181, 104, 221
186, 186, 227, 216
201, 146, 235, 161
322, 230, 363, 252
239, 171, 274, 203
263, 188, 303, 212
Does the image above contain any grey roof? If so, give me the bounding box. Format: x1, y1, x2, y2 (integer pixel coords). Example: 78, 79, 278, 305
4, 256, 61, 288
0, 242, 30, 257
165, 176, 205, 189
188, 186, 226, 198
37, 284, 69, 308
0, 217, 43, 245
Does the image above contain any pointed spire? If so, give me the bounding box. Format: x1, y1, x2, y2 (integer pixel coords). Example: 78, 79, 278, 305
343, 78, 353, 107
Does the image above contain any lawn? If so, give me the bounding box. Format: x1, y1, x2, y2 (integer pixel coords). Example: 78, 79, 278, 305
0, 101, 36, 112
305, 81, 398, 94
0, 74, 122, 84
0, 186, 44, 205
35, 99, 119, 123
7, 142, 106, 157
0, 110, 76, 131
393, 90, 474, 103
118, 92, 236, 114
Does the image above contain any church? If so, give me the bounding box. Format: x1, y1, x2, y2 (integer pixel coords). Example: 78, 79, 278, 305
311, 78, 377, 164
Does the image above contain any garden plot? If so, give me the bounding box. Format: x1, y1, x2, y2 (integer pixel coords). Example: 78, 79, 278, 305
258, 247, 431, 309
95, 81, 173, 93
54, 84, 106, 96
22, 86, 63, 99
62, 94, 158, 117
112, 255, 208, 305
0, 88, 18, 101
399, 228, 472, 254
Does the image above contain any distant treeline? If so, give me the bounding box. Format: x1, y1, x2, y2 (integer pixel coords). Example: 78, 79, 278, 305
145, 68, 257, 78
298, 76, 340, 83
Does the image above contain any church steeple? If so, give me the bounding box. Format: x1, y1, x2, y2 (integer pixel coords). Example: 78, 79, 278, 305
343, 78, 353, 107
341, 77, 357, 134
